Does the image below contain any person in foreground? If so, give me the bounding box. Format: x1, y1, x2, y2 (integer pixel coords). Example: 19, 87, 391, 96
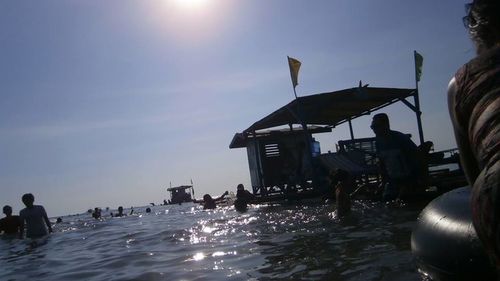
0, 205, 22, 236
193, 191, 229, 210
370, 113, 421, 201
448, 0, 500, 269
234, 184, 255, 212
19, 193, 52, 239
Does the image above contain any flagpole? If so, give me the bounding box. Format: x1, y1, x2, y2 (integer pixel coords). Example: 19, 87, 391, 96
414, 50, 424, 145
288, 68, 306, 131
292, 81, 298, 99
287, 56, 315, 192
287, 56, 304, 123
190, 179, 195, 198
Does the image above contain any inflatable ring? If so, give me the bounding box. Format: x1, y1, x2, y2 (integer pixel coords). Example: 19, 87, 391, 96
411, 186, 496, 280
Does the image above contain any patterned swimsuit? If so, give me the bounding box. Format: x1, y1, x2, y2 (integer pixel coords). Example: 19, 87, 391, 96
453, 45, 500, 266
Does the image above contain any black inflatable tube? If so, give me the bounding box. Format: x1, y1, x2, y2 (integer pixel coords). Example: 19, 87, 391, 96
411, 186, 497, 281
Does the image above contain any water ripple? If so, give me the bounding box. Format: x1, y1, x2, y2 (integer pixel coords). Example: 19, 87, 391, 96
0, 202, 424, 280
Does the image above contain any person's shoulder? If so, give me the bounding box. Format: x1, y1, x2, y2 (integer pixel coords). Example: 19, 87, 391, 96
389, 130, 406, 137
12, 216, 21, 224
30, 205, 47, 215
467, 46, 500, 72
447, 76, 458, 104
453, 62, 467, 85
390, 130, 416, 145
390, 130, 413, 140
448, 47, 499, 100
4, 216, 20, 223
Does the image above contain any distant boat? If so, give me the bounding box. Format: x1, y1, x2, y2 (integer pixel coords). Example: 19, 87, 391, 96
167, 185, 194, 205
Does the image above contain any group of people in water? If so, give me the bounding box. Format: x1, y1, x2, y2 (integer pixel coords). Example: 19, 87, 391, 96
191, 184, 255, 212
90, 205, 153, 220
1, 0, 498, 275
0, 193, 52, 239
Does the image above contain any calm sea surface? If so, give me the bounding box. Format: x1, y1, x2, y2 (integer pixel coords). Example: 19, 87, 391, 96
0, 201, 428, 281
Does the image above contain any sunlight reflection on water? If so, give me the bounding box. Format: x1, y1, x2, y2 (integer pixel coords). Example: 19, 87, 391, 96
0, 201, 425, 280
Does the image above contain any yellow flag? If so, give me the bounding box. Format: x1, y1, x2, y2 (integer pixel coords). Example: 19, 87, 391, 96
287, 56, 301, 88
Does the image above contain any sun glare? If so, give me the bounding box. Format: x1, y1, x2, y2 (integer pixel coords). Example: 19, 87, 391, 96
174, 0, 209, 10
153, 0, 229, 44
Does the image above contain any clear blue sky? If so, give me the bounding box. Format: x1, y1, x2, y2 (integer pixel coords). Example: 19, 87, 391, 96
0, 0, 473, 217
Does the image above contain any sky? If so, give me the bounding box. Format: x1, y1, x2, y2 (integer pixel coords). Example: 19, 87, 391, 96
0, 0, 474, 217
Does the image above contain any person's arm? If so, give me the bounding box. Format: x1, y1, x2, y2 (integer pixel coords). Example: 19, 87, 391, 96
447, 77, 480, 184
246, 190, 256, 201
16, 216, 22, 233
373, 141, 388, 185
406, 139, 420, 162
214, 191, 229, 202
377, 159, 388, 183
401, 134, 421, 175
44, 215, 53, 233
19, 214, 24, 239
192, 198, 203, 204
42, 207, 52, 233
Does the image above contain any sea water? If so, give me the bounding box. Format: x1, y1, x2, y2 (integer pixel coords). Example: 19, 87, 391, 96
0, 201, 427, 281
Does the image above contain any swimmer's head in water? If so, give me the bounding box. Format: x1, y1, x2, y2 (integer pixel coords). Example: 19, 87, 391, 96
203, 194, 212, 201
237, 184, 244, 191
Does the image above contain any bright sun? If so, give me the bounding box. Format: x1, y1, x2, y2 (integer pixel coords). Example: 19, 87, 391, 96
174, 0, 209, 9
157, 0, 224, 42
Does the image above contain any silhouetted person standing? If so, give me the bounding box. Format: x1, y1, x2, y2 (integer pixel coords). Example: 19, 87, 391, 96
371, 113, 420, 201
19, 193, 52, 239
0, 205, 22, 235
448, 0, 500, 268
